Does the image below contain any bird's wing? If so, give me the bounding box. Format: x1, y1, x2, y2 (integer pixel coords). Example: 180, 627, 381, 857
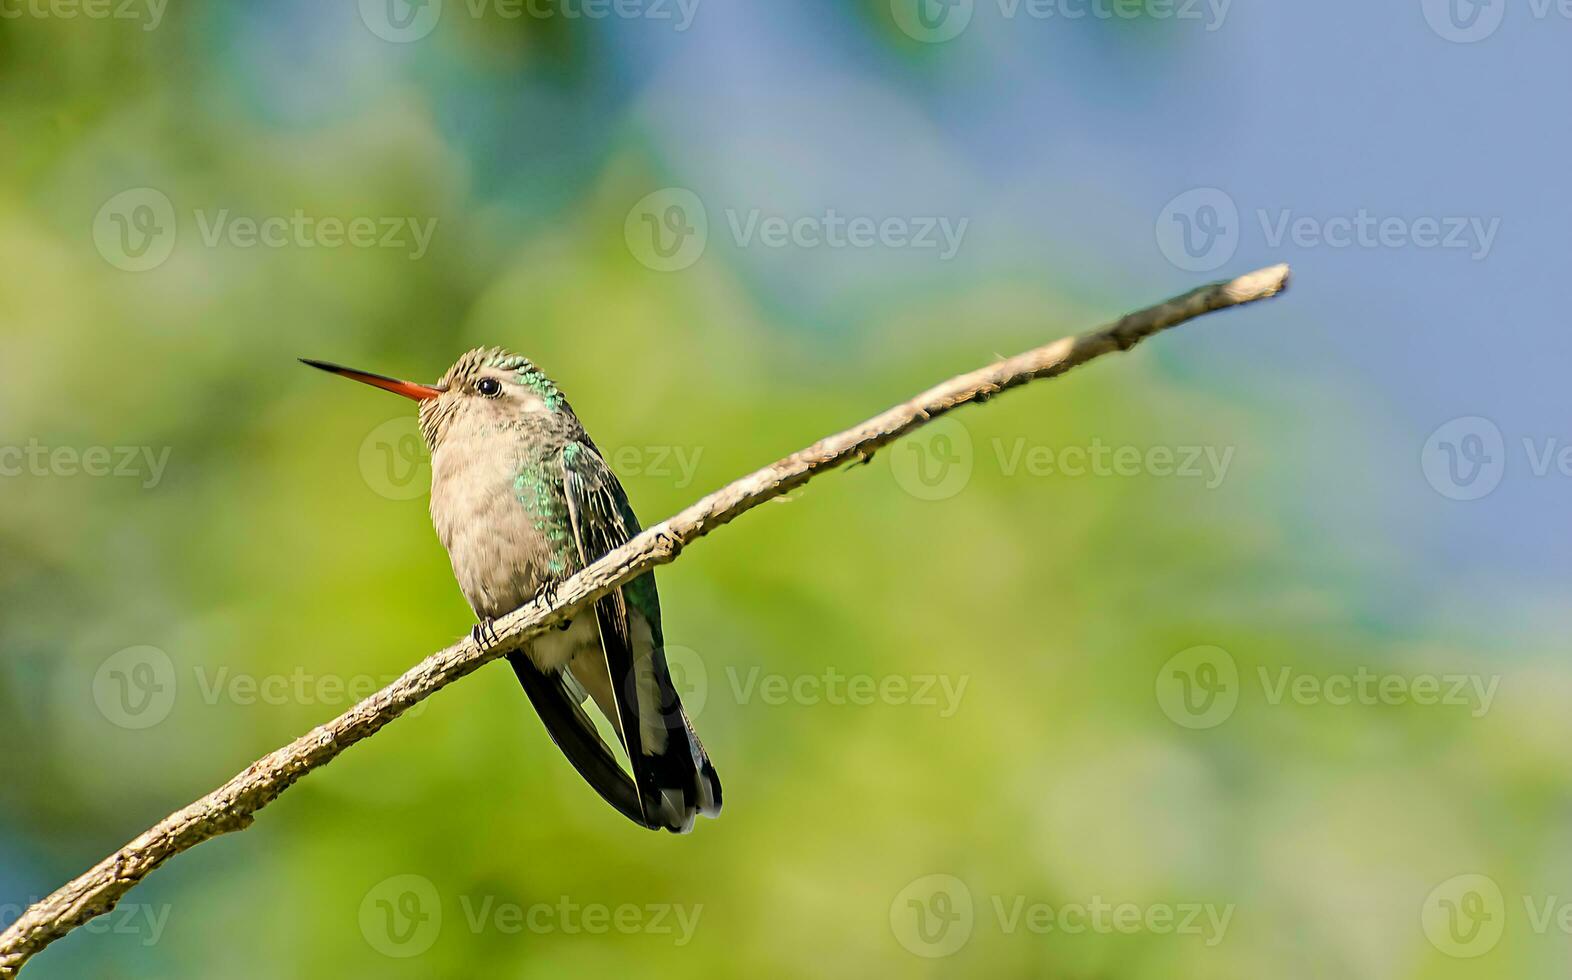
560, 441, 656, 817
560, 440, 721, 832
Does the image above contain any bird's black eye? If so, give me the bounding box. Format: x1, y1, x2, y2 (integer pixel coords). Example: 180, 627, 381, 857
476, 377, 503, 397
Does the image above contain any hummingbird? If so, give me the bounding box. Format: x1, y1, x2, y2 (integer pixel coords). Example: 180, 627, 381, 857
301, 348, 721, 833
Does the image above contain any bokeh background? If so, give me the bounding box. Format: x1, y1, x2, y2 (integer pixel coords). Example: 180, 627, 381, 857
2, 1, 1567, 977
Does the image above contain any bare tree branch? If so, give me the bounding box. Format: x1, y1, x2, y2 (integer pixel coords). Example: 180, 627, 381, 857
0, 264, 1291, 978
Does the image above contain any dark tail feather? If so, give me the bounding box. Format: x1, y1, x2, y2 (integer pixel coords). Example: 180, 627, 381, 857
507, 653, 654, 831
639, 657, 723, 831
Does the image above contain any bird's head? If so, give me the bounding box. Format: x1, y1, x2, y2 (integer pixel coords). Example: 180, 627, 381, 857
300, 347, 568, 451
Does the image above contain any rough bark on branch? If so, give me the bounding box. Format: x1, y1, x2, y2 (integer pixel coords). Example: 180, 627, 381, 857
0, 264, 1291, 978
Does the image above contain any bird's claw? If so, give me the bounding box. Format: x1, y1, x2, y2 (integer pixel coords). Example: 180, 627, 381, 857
532, 579, 575, 631
471, 617, 502, 653
533, 579, 560, 606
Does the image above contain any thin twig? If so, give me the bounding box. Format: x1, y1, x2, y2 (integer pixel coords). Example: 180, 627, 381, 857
0, 264, 1291, 977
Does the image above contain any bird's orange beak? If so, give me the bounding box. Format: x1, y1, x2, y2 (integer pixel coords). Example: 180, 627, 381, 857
299, 358, 446, 401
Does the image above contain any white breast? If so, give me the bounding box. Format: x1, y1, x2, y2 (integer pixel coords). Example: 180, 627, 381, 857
429, 434, 561, 620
